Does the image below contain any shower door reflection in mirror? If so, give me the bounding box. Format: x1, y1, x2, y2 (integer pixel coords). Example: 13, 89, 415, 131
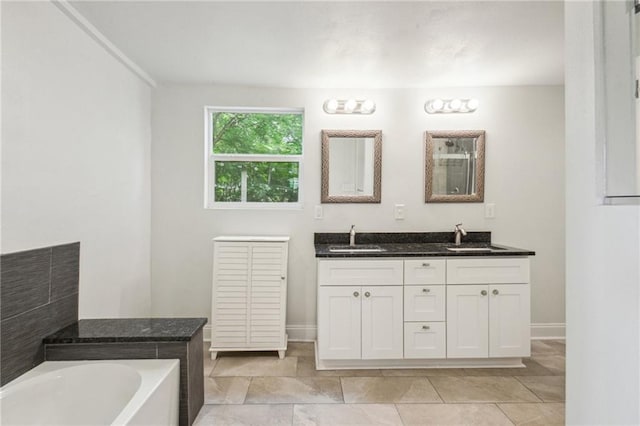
425, 130, 485, 203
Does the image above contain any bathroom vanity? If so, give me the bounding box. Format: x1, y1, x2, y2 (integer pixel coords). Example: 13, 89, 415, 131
314, 232, 535, 369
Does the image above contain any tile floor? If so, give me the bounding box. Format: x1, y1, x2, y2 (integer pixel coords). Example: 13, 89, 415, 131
195, 340, 565, 425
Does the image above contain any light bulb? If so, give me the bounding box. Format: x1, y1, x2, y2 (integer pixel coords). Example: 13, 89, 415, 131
361, 99, 375, 113
466, 98, 479, 111
431, 99, 444, 111
449, 99, 462, 111
344, 99, 357, 113
324, 99, 338, 113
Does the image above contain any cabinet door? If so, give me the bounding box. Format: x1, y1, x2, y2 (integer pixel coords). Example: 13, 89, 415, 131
250, 243, 288, 347
447, 285, 489, 358
489, 284, 531, 357
404, 285, 445, 322
361, 286, 404, 359
318, 286, 362, 359
404, 322, 446, 359
212, 242, 250, 347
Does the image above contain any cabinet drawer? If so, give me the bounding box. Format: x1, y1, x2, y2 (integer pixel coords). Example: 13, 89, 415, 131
404, 285, 445, 321
318, 259, 403, 286
404, 259, 446, 284
404, 322, 446, 359
447, 258, 529, 284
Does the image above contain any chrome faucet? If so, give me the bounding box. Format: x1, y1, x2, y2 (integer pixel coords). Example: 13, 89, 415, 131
454, 223, 467, 246
349, 225, 356, 247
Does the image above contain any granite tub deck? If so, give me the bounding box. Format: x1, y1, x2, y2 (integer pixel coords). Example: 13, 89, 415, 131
314, 232, 535, 257
43, 318, 207, 426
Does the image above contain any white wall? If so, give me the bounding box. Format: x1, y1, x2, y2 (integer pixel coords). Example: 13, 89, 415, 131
565, 2, 640, 424
151, 84, 565, 338
1, 1, 152, 318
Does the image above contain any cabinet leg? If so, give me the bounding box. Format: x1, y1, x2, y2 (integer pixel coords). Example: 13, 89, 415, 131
210, 351, 218, 360
278, 350, 285, 359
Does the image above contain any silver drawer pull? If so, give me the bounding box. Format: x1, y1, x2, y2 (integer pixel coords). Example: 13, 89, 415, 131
422, 288, 430, 293
364, 291, 371, 298
493, 289, 499, 295
353, 291, 359, 297
422, 263, 431, 267
422, 325, 430, 330
481, 290, 488, 296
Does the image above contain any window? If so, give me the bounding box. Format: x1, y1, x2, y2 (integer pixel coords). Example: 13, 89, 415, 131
205, 107, 303, 208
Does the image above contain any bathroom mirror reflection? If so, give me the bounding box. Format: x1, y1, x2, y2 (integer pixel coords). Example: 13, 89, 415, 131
321, 129, 382, 203
425, 130, 485, 203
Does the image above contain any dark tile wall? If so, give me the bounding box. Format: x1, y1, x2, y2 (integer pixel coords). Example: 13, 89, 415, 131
0, 242, 80, 385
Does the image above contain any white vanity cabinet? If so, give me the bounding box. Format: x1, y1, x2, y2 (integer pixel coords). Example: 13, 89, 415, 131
316, 254, 532, 369
210, 236, 289, 360
317, 260, 403, 360
446, 258, 531, 358
403, 259, 446, 358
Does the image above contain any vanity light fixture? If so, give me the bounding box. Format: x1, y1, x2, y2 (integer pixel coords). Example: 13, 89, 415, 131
425, 98, 479, 114
323, 99, 376, 114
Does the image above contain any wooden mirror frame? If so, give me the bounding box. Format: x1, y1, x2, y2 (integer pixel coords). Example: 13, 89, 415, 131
425, 130, 485, 203
321, 129, 382, 203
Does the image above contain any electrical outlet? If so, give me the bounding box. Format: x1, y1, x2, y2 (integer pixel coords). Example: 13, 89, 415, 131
394, 204, 405, 220
485, 203, 496, 219
314, 205, 323, 219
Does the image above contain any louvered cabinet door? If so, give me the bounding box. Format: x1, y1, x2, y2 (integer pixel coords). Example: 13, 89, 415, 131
249, 243, 288, 348
211, 242, 250, 348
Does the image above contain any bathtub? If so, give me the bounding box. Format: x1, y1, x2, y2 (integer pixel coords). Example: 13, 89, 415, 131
0, 359, 179, 426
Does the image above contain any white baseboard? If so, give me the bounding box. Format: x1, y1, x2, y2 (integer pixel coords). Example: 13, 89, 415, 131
202, 324, 317, 343
204, 323, 563, 342
530, 323, 566, 340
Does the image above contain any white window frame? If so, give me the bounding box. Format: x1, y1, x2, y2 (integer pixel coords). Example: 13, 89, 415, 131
204, 106, 304, 209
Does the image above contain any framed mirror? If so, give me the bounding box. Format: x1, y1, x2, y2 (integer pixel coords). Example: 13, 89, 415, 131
425, 130, 485, 203
321, 129, 382, 203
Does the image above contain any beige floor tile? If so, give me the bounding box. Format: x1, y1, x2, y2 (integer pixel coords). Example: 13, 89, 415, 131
397, 403, 514, 426
530, 340, 559, 355
212, 356, 298, 377
341, 377, 442, 403
245, 377, 343, 403
203, 347, 217, 377
531, 355, 565, 375
296, 356, 382, 377
286, 342, 315, 357
515, 376, 565, 402
194, 404, 293, 426
381, 368, 465, 377
464, 359, 552, 377
204, 376, 251, 404
293, 404, 403, 426
498, 402, 565, 425
429, 376, 542, 403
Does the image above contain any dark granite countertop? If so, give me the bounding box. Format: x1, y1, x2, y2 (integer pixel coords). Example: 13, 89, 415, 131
43, 318, 208, 344
314, 232, 535, 258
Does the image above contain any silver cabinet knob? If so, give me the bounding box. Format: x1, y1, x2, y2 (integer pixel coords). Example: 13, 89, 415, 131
422, 262, 430, 267
364, 291, 371, 298
492, 289, 499, 295
353, 291, 359, 297
422, 325, 430, 330
281, 276, 285, 280
481, 290, 488, 296
422, 288, 430, 293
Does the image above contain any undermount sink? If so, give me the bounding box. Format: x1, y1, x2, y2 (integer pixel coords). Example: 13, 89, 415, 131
447, 245, 505, 252
328, 244, 385, 253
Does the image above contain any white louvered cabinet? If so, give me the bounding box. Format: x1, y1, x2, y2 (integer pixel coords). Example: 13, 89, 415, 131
210, 236, 289, 360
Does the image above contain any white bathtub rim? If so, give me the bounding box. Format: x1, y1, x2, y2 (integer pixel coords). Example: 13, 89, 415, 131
0, 359, 180, 425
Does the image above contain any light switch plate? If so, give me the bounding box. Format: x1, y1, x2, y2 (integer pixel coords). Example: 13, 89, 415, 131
394, 204, 405, 220
314, 205, 323, 219
485, 203, 496, 219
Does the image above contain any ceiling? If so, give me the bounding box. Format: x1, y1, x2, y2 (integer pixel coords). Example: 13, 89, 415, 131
69, 1, 564, 88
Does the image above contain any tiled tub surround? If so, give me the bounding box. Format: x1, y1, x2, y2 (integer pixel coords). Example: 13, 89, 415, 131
314, 232, 535, 257
44, 318, 207, 426
0, 242, 80, 385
